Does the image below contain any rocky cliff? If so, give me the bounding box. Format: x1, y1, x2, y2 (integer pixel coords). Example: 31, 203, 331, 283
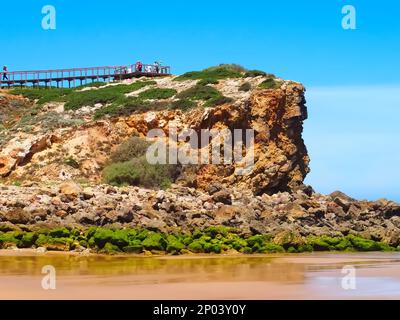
0, 72, 309, 195
0, 66, 399, 249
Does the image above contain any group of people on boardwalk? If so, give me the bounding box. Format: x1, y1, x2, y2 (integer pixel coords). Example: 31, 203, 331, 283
135, 61, 162, 73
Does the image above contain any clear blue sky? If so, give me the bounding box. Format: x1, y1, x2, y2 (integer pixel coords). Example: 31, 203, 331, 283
1, 0, 399, 200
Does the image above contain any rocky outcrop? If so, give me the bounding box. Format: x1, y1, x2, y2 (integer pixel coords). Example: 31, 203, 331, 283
0, 77, 309, 195
183, 81, 309, 194
0, 184, 399, 246
1, 73, 398, 248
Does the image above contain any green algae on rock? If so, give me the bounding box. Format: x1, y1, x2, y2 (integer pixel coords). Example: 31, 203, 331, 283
0, 226, 398, 255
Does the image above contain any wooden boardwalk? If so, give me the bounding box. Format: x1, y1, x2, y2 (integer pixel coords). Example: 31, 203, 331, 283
0, 64, 171, 88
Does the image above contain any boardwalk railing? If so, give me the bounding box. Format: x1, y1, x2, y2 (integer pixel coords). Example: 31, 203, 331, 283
0, 64, 171, 88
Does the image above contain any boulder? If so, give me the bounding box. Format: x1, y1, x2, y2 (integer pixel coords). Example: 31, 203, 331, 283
59, 182, 82, 200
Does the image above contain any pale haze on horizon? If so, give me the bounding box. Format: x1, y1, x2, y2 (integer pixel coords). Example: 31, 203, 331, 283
305, 85, 400, 202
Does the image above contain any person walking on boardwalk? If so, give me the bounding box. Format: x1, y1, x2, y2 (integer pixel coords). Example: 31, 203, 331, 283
2, 66, 8, 81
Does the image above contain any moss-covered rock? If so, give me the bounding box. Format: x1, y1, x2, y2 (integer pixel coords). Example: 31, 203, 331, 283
100, 242, 121, 255
49, 228, 71, 238
20, 232, 38, 248
142, 232, 166, 251
188, 240, 204, 253
263, 243, 285, 253
123, 239, 143, 253
166, 235, 185, 253
0, 232, 20, 248
0, 226, 397, 255
90, 228, 115, 248
347, 235, 386, 252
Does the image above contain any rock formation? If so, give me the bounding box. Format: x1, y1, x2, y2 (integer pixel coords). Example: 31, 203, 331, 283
0, 68, 399, 248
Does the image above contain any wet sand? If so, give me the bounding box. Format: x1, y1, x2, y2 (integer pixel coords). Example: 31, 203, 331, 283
1, 250, 400, 299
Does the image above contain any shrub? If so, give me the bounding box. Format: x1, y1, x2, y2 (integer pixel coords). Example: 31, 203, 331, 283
10, 88, 72, 105
244, 70, 272, 78
204, 95, 233, 107
205, 64, 247, 73
38, 112, 85, 130
65, 81, 155, 111
75, 82, 106, 89
198, 78, 219, 86
177, 84, 221, 101
138, 88, 177, 100
64, 89, 121, 110
110, 137, 150, 163
169, 99, 196, 111
238, 82, 252, 92
174, 64, 245, 82
259, 78, 282, 89
177, 84, 232, 108
93, 97, 151, 119
102, 156, 179, 189
94, 98, 136, 119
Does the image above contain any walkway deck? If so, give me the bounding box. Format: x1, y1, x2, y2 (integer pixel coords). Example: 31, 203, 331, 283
0, 64, 171, 88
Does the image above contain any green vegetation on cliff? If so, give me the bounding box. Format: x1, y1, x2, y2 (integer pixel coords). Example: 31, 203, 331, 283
177, 84, 233, 107
102, 136, 179, 189
102, 157, 177, 189
10, 81, 156, 110
174, 64, 276, 82
174, 64, 245, 82
259, 78, 282, 89
1, 226, 398, 255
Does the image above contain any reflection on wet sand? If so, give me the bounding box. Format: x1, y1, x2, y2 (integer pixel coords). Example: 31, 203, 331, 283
1, 251, 400, 299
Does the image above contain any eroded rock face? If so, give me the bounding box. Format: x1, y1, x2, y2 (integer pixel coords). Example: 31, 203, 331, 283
0, 134, 59, 177
0, 80, 309, 195
185, 82, 309, 194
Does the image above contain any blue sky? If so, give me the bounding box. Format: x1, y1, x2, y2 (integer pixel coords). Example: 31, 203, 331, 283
1, 0, 399, 200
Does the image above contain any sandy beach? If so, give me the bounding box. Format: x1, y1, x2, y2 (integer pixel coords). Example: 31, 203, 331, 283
1, 250, 400, 300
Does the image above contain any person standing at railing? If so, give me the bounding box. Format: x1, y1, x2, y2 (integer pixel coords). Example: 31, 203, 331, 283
2, 66, 8, 81
154, 61, 161, 73
135, 61, 143, 72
